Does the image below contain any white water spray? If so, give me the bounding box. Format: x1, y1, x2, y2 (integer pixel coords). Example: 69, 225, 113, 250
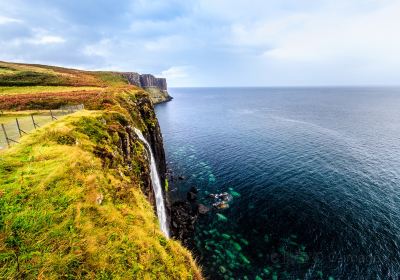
134, 128, 169, 237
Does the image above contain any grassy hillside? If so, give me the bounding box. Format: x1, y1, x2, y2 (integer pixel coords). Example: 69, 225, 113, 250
0, 61, 132, 111
0, 62, 202, 279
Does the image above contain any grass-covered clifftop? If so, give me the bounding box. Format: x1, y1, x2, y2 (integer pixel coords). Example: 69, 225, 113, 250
0, 61, 202, 279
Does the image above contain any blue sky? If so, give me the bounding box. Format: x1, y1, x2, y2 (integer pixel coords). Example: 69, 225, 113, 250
1, 0, 399, 86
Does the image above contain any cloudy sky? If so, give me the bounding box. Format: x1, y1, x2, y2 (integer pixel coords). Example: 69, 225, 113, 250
1, 0, 399, 86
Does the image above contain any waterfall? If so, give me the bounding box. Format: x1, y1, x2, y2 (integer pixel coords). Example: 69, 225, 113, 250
134, 128, 169, 237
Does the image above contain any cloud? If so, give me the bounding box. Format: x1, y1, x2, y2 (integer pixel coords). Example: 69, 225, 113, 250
30, 35, 65, 45
0, 16, 22, 24
259, 1, 400, 65
159, 66, 193, 86
161, 66, 190, 79
0, 0, 399, 86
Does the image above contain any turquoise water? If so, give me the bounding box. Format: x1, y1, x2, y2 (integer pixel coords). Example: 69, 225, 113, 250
156, 87, 400, 280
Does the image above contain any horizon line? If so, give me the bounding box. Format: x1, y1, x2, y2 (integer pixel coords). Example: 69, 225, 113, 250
169, 85, 400, 89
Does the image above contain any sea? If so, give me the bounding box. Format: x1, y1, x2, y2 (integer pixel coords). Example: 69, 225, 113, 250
155, 87, 400, 280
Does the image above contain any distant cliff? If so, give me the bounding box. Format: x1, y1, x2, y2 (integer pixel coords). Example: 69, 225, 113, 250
120, 72, 172, 104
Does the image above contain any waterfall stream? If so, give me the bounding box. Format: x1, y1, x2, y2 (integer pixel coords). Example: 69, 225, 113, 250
134, 128, 169, 237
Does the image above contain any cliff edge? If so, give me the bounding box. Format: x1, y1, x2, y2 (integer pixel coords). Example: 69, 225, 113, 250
120, 72, 173, 104
0, 61, 201, 279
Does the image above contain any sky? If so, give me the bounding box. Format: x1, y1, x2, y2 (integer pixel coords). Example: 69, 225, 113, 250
0, 0, 400, 87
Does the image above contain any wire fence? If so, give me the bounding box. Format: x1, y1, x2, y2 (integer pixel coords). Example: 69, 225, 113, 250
0, 104, 84, 150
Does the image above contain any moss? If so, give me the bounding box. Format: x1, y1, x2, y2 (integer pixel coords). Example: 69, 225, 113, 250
73, 116, 110, 144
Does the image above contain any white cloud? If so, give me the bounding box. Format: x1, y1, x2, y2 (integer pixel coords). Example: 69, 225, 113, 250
0, 16, 22, 24
83, 39, 112, 57
144, 35, 188, 52
229, 1, 400, 67
30, 35, 65, 45
160, 66, 190, 79
1, 0, 400, 86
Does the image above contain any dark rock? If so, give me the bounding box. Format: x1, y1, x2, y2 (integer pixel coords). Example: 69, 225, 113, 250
140, 74, 168, 91
187, 191, 197, 201
119, 72, 168, 91
119, 72, 172, 104
178, 175, 185, 180
198, 204, 210, 214
170, 201, 198, 246
190, 186, 198, 193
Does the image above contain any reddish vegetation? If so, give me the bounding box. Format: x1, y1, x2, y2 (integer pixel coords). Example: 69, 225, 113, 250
0, 61, 146, 111
0, 90, 116, 110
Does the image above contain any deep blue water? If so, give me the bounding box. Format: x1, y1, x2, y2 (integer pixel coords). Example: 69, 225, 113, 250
155, 87, 400, 280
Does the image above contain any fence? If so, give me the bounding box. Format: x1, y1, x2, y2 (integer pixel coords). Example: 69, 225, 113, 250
0, 104, 84, 150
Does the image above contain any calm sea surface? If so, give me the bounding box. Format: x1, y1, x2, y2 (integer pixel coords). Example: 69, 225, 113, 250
155, 87, 400, 280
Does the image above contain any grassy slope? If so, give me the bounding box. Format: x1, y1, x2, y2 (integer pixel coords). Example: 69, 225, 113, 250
0, 62, 202, 279
0, 86, 103, 96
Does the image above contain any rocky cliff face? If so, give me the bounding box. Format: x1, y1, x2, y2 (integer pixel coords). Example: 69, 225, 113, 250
120, 72, 172, 104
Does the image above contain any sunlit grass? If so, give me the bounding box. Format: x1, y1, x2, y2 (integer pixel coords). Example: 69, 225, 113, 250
0, 68, 17, 75
0, 111, 70, 150
0, 61, 202, 278
0, 110, 202, 279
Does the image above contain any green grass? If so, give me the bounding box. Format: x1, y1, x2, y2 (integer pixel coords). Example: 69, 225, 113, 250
0, 111, 69, 150
0, 71, 66, 86
93, 72, 130, 87
0, 111, 202, 279
0, 67, 17, 75
0, 61, 201, 278
0, 86, 103, 96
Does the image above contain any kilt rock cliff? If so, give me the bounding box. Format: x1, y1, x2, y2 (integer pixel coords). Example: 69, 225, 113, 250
0, 61, 202, 279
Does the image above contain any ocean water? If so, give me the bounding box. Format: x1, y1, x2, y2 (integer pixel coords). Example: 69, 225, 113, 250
155, 87, 400, 280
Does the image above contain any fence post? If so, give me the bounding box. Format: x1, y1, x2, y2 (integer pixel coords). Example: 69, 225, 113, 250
15, 118, 27, 137
31, 114, 39, 129
1, 124, 10, 148
50, 110, 57, 121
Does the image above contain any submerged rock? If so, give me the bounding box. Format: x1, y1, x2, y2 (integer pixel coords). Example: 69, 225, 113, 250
239, 253, 251, 265
219, 266, 227, 273
213, 201, 230, 209
216, 213, 228, 222
230, 191, 241, 197
240, 238, 249, 246
209, 192, 233, 209
198, 204, 210, 214
221, 233, 231, 239
232, 242, 242, 251
187, 191, 197, 201
226, 250, 235, 259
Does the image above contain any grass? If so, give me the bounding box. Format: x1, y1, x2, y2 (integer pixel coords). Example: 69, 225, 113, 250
0, 111, 73, 150
0, 67, 17, 75
0, 111, 202, 279
0, 86, 104, 96
0, 61, 202, 279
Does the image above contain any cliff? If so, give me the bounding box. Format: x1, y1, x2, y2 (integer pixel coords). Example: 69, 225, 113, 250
0, 61, 201, 279
120, 72, 172, 104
